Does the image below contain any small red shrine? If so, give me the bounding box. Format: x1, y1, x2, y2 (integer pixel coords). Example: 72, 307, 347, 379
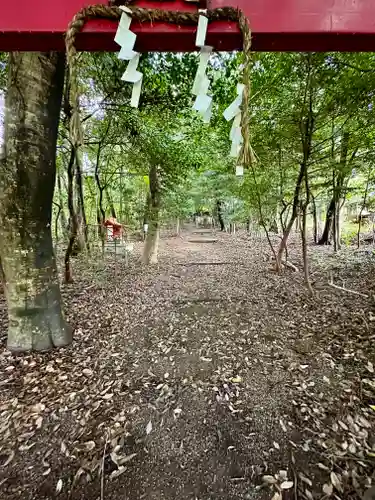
104, 217, 122, 241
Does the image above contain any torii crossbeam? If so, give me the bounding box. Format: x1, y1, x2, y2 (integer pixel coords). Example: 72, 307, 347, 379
1, 0, 375, 52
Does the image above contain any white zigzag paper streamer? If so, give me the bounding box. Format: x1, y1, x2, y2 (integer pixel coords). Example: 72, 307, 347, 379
236, 166, 244, 177
115, 7, 143, 108
224, 84, 245, 174
192, 12, 213, 123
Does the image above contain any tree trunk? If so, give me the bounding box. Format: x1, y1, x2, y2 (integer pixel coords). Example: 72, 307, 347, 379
279, 59, 314, 266
333, 200, 341, 251
217, 200, 225, 231
229, 222, 236, 234
0, 52, 72, 352
311, 195, 318, 244
143, 192, 151, 241
75, 157, 89, 252
54, 202, 62, 243
301, 163, 313, 295
143, 222, 160, 264
357, 170, 371, 248
176, 217, 180, 236
106, 188, 117, 219
318, 198, 335, 245
143, 165, 160, 265
332, 171, 338, 252
94, 162, 106, 254
64, 147, 79, 282
319, 132, 351, 246
301, 201, 313, 296
57, 173, 69, 239
277, 164, 305, 263
269, 219, 278, 234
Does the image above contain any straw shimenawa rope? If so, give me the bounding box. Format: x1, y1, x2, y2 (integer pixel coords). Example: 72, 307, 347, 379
65, 2, 253, 169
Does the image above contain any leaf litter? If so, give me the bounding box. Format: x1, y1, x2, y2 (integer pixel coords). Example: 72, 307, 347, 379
0, 229, 374, 499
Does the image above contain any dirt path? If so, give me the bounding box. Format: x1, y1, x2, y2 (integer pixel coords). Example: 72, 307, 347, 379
0, 230, 374, 500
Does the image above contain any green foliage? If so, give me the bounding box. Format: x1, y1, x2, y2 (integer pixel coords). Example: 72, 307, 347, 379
0, 53, 7, 90
53, 50, 375, 239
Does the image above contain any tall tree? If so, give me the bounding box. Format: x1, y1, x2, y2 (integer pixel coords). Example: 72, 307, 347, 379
0, 52, 72, 352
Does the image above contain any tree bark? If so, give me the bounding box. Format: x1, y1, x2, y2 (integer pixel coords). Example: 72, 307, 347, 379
0, 52, 72, 352
94, 156, 106, 253
216, 200, 225, 231
318, 198, 335, 245
319, 132, 351, 246
64, 148, 79, 282
57, 173, 69, 239
143, 165, 161, 264
357, 169, 371, 248
53, 202, 62, 243
301, 200, 313, 295
278, 53, 315, 265
143, 192, 151, 241
176, 217, 180, 236
277, 164, 305, 263
333, 196, 341, 252
75, 156, 89, 252
106, 188, 117, 219
301, 170, 313, 296
311, 195, 318, 244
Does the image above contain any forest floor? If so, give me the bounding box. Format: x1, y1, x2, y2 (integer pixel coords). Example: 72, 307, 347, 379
0, 228, 374, 500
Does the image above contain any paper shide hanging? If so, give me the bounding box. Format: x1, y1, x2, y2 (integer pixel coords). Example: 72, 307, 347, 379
65, 3, 254, 179
224, 83, 245, 176
114, 6, 143, 108
192, 10, 213, 123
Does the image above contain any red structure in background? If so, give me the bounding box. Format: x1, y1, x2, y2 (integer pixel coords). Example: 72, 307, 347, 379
1, 1, 375, 52
104, 217, 122, 241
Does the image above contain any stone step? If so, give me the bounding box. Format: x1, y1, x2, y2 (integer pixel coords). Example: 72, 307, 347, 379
193, 229, 214, 234
187, 238, 218, 243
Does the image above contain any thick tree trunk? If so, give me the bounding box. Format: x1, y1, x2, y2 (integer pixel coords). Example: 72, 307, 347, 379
143, 165, 160, 265
0, 52, 72, 352
318, 198, 335, 245
143, 222, 160, 264
74, 214, 86, 253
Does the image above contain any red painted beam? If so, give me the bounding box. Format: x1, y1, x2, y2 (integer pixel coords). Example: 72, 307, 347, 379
1, 1, 375, 52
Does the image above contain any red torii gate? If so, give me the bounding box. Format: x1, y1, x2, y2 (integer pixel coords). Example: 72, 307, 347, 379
1, 0, 375, 53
